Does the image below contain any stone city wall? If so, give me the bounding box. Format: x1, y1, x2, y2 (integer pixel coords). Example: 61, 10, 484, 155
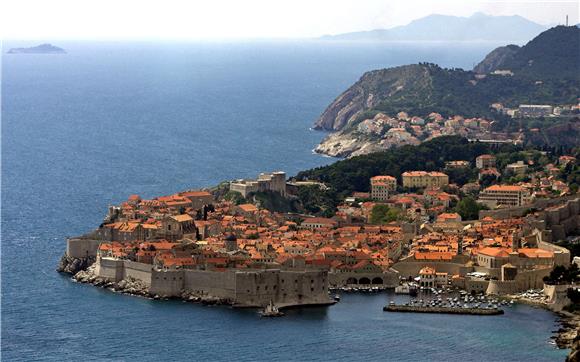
485, 268, 551, 295
184, 269, 236, 299
93, 257, 332, 307
543, 283, 573, 312
328, 271, 399, 287
66, 238, 102, 259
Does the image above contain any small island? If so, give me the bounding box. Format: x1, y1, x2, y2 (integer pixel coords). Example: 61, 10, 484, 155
7, 43, 66, 54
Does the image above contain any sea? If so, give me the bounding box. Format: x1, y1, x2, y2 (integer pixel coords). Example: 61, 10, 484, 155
1, 40, 569, 361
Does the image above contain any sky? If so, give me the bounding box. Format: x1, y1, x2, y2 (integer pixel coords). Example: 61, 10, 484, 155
0, 0, 578, 40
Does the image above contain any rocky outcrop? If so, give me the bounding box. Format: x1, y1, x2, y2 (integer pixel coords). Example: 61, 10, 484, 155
313, 64, 431, 131
57, 254, 95, 275
73, 263, 151, 297
554, 311, 580, 361
473, 44, 520, 74
314, 132, 385, 158
567, 333, 580, 362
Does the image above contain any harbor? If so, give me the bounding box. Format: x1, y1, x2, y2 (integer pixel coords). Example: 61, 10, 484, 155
384, 304, 504, 315
384, 285, 514, 315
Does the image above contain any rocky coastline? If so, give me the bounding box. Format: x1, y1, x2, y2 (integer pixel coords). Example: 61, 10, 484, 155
56, 254, 95, 275
61, 259, 233, 306
503, 294, 579, 359
314, 131, 385, 158
58, 255, 578, 356
556, 311, 580, 361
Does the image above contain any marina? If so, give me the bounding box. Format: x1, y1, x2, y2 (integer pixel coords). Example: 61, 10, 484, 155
384, 303, 504, 315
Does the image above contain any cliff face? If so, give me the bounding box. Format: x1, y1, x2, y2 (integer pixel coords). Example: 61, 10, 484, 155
313, 64, 431, 131
314, 132, 385, 158
473, 44, 520, 74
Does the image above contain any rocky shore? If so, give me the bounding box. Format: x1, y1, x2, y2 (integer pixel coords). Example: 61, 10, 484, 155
503, 294, 579, 359
69, 262, 233, 306
56, 254, 95, 275
555, 311, 580, 361
314, 131, 385, 158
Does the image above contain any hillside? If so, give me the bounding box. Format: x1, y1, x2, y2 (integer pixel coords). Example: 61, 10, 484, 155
473, 44, 520, 74
294, 136, 493, 210
321, 13, 545, 42
474, 26, 580, 79
314, 26, 580, 132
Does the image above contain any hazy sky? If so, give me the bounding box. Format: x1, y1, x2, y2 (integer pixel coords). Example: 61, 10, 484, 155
1, 0, 578, 40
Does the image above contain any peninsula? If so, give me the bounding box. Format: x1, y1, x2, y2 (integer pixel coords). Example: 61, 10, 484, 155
57, 135, 580, 356
7, 43, 66, 54
313, 26, 580, 158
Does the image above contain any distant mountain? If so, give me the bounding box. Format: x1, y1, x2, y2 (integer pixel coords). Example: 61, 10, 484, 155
321, 13, 546, 42
314, 26, 580, 132
7, 44, 66, 54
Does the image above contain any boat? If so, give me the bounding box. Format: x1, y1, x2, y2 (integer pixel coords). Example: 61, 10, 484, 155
409, 283, 418, 297
260, 300, 284, 317
395, 284, 411, 294
334, 294, 341, 302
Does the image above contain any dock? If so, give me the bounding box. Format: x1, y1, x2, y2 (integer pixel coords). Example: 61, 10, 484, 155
383, 305, 504, 315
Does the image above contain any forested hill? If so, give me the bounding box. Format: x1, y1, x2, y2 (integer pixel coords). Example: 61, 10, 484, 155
314, 26, 580, 131
474, 25, 580, 79
295, 136, 492, 197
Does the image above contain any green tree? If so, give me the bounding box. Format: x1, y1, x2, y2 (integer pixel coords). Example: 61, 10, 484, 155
224, 191, 246, 205
371, 204, 400, 224
454, 196, 486, 220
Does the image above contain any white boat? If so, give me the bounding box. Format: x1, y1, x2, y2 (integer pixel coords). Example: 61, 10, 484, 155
260, 300, 284, 317
395, 284, 411, 294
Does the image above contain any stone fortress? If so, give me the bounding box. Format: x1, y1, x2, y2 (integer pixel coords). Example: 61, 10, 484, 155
229, 171, 287, 198
94, 256, 331, 307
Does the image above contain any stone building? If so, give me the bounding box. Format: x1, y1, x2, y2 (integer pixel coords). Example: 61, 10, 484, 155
230, 171, 287, 197
518, 104, 553, 118
478, 185, 532, 208
505, 161, 528, 176
476, 154, 496, 169
370, 175, 397, 201
300, 217, 338, 230
401, 171, 449, 189
180, 190, 214, 210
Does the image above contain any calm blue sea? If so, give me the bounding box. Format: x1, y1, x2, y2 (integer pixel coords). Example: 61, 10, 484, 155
1, 40, 568, 361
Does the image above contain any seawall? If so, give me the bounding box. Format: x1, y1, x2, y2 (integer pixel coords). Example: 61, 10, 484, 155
91, 256, 334, 308
383, 305, 504, 315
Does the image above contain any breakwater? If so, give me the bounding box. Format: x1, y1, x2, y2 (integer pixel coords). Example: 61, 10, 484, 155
383, 304, 504, 315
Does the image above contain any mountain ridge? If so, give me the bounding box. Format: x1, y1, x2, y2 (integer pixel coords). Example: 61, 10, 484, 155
321, 13, 546, 42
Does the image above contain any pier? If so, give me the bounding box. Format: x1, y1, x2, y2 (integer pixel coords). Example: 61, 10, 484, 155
383, 304, 504, 315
